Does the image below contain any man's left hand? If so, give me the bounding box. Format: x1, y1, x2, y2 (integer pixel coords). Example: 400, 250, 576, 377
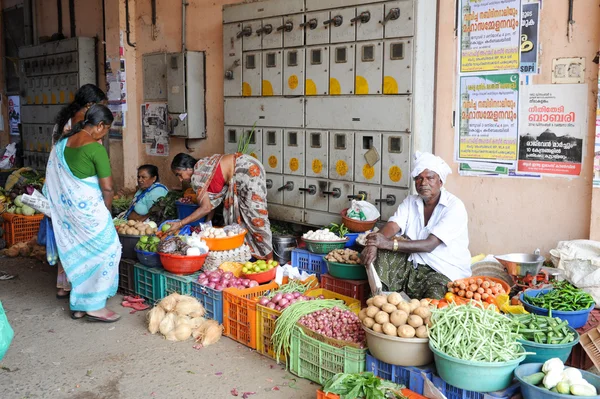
365, 232, 390, 250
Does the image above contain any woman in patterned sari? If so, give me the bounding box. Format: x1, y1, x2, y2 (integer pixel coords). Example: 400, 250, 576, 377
168, 153, 273, 259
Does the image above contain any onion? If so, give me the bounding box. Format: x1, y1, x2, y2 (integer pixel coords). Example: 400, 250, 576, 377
273, 293, 283, 303
198, 278, 209, 285
283, 293, 294, 301
281, 303, 289, 310
248, 281, 259, 287
267, 302, 276, 309
223, 272, 233, 280
214, 284, 224, 291
258, 297, 269, 306
289, 299, 297, 305
293, 292, 301, 298
198, 273, 207, 279
318, 295, 325, 299
207, 282, 216, 289
209, 275, 220, 282
275, 305, 282, 311
279, 298, 289, 307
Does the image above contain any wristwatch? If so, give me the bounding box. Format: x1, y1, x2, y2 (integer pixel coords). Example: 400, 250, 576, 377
393, 238, 399, 252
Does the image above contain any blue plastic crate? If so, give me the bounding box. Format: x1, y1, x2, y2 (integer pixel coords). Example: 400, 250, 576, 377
133, 263, 165, 305
432, 374, 521, 399
291, 249, 328, 277
176, 202, 206, 227
365, 352, 433, 395
191, 281, 223, 324
161, 270, 200, 296
118, 259, 136, 296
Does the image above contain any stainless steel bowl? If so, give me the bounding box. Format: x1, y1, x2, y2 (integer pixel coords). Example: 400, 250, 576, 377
494, 253, 545, 277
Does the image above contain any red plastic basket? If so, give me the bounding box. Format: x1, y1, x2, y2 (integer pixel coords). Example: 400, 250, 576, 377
320, 274, 370, 307
2, 213, 44, 246
158, 252, 207, 275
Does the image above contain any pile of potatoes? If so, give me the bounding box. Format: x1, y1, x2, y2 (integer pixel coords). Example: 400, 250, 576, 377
358, 293, 431, 339
116, 220, 158, 236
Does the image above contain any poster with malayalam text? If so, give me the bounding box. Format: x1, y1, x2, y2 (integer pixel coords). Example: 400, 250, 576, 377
457, 73, 519, 162
460, 0, 521, 73
520, 1, 539, 75
518, 84, 587, 176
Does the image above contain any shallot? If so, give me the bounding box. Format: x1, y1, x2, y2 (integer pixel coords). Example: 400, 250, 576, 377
298, 307, 365, 345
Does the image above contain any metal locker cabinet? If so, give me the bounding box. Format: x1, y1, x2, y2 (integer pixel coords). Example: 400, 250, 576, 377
327, 181, 353, 214
263, 129, 283, 174
44, 126, 53, 152
244, 127, 263, 163
242, 51, 262, 97
283, 48, 305, 96
266, 173, 284, 205
42, 76, 50, 104
379, 187, 408, 221
383, 39, 413, 95
352, 184, 382, 212
223, 23, 243, 97
355, 41, 383, 95
329, 44, 355, 95
328, 7, 356, 44
282, 175, 305, 208
51, 76, 60, 104
354, 132, 382, 184
305, 130, 328, 179
381, 133, 411, 188
305, 46, 329, 96
261, 17, 283, 49
356, 4, 384, 41
304, 178, 328, 211
383, 0, 415, 39
224, 126, 242, 155
262, 50, 283, 96
241, 20, 262, 51
283, 129, 305, 176
281, 14, 304, 47
329, 131, 354, 182
305, 11, 330, 46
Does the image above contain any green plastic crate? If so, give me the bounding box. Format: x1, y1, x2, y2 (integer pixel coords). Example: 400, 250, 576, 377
289, 325, 367, 384
133, 263, 165, 305
161, 270, 201, 296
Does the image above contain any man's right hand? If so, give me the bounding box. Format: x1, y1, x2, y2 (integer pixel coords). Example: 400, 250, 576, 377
361, 245, 378, 267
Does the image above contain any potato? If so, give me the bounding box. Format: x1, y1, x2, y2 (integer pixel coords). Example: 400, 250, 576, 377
374, 311, 390, 325
409, 299, 421, 312
358, 308, 368, 321
415, 325, 428, 338
398, 325, 416, 338
127, 220, 136, 226
366, 306, 380, 318
146, 227, 154, 235
387, 292, 402, 306
131, 229, 140, 236
366, 298, 374, 306
390, 310, 408, 327
372, 323, 383, 333
420, 299, 430, 307
412, 306, 431, 320
373, 295, 387, 308
382, 322, 397, 336
362, 317, 375, 328
408, 315, 424, 328
424, 317, 432, 327
397, 302, 412, 314
381, 303, 397, 314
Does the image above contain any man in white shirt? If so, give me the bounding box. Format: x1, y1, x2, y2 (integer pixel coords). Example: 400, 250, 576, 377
362, 152, 471, 299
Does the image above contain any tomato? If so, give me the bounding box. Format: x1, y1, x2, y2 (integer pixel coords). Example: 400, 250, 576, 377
430, 299, 440, 306
437, 300, 448, 309
444, 292, 455, 303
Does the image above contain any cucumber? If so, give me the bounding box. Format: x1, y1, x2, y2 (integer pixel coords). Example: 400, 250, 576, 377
523, 372, 545, 386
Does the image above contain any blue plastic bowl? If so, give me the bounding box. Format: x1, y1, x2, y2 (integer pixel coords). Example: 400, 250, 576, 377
517, 326, 580, 364
344, 233, 359, 248
515, 363, 600, 399
135, 248, 162, 268
176, 202, 206, 227
520, 288, 594, 329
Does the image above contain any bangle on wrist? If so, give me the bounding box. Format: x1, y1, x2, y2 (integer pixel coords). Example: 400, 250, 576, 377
393, 238, 399, 252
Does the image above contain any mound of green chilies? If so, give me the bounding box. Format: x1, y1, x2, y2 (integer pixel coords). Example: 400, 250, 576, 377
522, 281, 594, 312
510, 313, 576, 345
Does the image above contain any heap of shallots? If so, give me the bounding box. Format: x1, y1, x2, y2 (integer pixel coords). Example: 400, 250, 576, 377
147, 293, 223, 347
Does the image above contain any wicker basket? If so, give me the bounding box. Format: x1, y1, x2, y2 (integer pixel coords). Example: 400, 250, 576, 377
303, 238, 347, 254
341, 208, 378, 233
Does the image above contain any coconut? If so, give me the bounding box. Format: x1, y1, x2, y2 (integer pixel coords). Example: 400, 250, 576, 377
147, 306, 166, 334
175, 299, 205, 317
159, 312, 176, 335
158, 295, 178, 312
189, 317, 207, 329
174, 324, 193, 341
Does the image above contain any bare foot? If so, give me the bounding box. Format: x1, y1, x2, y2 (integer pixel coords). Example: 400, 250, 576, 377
86, 308, 121, 322
56, 289, 70, 299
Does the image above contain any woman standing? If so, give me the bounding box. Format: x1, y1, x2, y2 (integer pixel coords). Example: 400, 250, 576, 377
168, 153, 273, 260
44, 104, 121, 322
124, 165, 168, 221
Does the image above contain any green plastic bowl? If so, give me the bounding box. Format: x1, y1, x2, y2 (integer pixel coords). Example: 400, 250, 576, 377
326, 261, 368, 280
430, 343, 526, 392
518, 327, 580, 364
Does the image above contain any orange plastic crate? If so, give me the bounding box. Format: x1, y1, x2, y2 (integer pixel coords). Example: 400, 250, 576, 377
223, 281, 278, 349
316, 390, 339, 399
317, 388, 427, 399
2, 213, 44, 246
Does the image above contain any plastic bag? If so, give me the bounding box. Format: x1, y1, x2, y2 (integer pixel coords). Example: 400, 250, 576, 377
346, 200, 380, 221
552, 240, 600, 308
347, 200, 366, 220
0, 143, 17, 170
38, 216, 58, 265
275, 264, 315, 285
0, 300, 14, 361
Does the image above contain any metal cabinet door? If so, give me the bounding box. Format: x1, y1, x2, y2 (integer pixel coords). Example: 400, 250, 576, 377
283, 48, 305, 96
383, 0, 415, 39
244, 127, 263, 163
242, 51, 262, 97
261, 17, 283, 49
306, 130, 328, 178
224, 23, 243, 97
266, 173, 283, 205
381, 133, 411, 188
44, 125, 53, 152
355, 132, 382, 184
282, 14, 304, 47
283, 129, 305, 176
304, 178, 328, 211
356, 4, 384, 41
51, 76, 61, 104
327, 181, 353, 214
282, 175, 305, 208
383, 39, 413, 95
263, 128, 283, 174
242, 20, 262, 51
262, 50, 283, 96
355, 40, 383, 95
305, 46, 329, 96
224, 126, 243, 155
42, 76, 51, 104
353, 184, 381, 213
329, 44, 355, 95
329, 7, 356, 44
329, 131, 354, 182
380, 187, 408, 221
305, 11, 330, 45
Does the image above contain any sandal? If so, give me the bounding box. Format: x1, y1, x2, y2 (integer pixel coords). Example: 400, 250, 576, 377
70, 311, 85, 320
121, 301, 150, 311
86, 313, 121, 323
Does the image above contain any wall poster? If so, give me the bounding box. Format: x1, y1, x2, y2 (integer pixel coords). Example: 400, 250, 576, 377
7, 96, 20, 136
141, 102, 169, 157
520, 1, 539, 75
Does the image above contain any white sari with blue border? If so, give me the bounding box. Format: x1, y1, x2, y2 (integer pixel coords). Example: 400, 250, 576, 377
43, 139, 121, 311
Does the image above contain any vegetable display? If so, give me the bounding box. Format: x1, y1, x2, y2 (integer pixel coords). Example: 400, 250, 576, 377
323, 372, 405, 399
521, 358, 597, 396
299, 307, 366, 346
197, 269, 259, 291
303, 229, 346, 242
112, 196, 133, 215
429, 303, 524, 362
242, 259, 279, 275
147, 191, 184, 222
511, 314, 576, 345
522, 281, 595, 312
199, 225, 244, 239
136, 235, 161, 253
359, 293, 431, 339
4, 195, 38, 215
327, 223, 349, 239
447, 277, 506, 302
325, 249, 361, 265
115, 219, 158, 236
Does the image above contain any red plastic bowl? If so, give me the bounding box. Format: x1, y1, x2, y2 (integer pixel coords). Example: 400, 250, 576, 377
243, 267, 277, 284
158, 252, 207, 275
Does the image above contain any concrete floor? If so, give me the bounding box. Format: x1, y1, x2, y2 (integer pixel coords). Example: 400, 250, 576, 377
0, 257, 317, 399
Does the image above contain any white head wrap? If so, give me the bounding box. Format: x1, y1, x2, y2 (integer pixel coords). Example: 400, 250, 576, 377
411, 151, 452, 183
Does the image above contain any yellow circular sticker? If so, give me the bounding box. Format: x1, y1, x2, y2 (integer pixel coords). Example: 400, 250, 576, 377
389, 166, 402, 182
362, 164, 375, 180
305, 79, 317, 96
336, 160, 348, 176
329, 78, 341, 95
242, 82, 252, 97
312, 159, 323, 174
262, 80, 274, 96
288, 75, 299, 90
383, 76, 399, 95
250, 152, 258, 159
268, 155, 278, 169
355, 76, 369, 95
289, 157, 299, 172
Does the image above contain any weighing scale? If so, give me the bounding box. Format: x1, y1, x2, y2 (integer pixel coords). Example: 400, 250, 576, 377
494, 251, 553, 290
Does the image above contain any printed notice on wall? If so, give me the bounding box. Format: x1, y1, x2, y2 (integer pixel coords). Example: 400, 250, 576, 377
459, 0, 521, 73
141, 103, 169, 157
518, 84, 588, 176
520, 1, 539, 75
8, 96, 20, 136
456, 73, 519, 162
